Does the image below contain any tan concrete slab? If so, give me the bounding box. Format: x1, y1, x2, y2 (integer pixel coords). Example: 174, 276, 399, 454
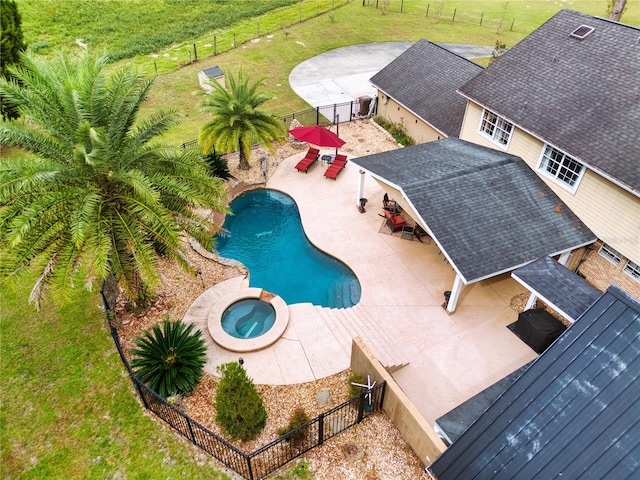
288, 304, 350, 379
183, 148, 537, 426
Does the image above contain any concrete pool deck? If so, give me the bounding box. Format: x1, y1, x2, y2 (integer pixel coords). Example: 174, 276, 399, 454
183, 150, 538, 425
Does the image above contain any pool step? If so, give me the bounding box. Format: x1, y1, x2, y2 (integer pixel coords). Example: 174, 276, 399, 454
328, 280, 362, 309
315, 305, 409, 372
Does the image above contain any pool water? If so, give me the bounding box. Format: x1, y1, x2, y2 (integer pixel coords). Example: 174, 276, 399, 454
215, 189, 361, 308
221, 299, 276, 339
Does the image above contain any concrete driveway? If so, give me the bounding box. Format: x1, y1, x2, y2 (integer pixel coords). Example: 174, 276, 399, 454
289, 42, 494, 107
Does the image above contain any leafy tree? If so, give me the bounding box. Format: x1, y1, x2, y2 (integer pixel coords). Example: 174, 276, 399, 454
199, 69, 285, 170
0, 50, 229, 308
214, 361, 267, 440
131, 319, 207, 398
0, 0, 27, 120
489, 40, 507, 65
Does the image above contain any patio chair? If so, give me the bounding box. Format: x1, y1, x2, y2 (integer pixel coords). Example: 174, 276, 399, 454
294, 147, 320, 173
323, 154, 348, 179
383, 209, 405, 232
383, 193, 399, 215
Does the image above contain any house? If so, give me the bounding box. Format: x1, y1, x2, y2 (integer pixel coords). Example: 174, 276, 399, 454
370, 39, 483, 143
429, 286, 640, 479
198, 65, 225, 93
457, 10, 640, 300
350, 138, 595, 313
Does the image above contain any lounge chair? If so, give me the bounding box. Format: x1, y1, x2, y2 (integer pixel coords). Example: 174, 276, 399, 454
294, 147, 320, 173
323, 154, 348, 179
383, 209, 405, 231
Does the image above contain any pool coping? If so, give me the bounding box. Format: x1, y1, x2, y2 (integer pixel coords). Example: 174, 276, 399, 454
207, 287, 290, 352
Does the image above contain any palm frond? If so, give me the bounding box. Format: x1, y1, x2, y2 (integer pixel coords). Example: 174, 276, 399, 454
0, 50, 229, 306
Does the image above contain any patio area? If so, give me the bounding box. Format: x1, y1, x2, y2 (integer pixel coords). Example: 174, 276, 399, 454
185, 148, 538, 425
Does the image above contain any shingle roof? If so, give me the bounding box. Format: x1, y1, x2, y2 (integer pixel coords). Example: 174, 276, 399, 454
351, 138, 595, 283
512, 256, 603, 322
459, 10, 640, 195
430, 286, 640, 480
370, 39, 483, 138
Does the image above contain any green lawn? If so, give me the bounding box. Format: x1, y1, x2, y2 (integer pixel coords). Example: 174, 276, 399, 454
0, 274, 230, 479
2, 0, 638, 478
136, 0, 638, 145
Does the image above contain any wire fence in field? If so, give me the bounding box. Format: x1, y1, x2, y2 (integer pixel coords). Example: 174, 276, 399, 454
361, 0, 520, 33
146, 0, 351, 76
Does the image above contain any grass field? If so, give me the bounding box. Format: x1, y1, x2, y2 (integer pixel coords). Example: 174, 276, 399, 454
0, 274, 230, 479
17, 0, 303, 60
2, 0, 639, 478
136, 0, 638, 144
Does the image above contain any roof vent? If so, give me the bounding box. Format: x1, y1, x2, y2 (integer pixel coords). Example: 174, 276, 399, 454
570, 25, 595, 39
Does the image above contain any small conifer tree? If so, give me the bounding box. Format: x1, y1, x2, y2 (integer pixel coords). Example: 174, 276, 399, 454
214, 361, 267, 440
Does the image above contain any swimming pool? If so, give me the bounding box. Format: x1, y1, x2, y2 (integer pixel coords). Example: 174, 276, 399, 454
215, 189, 361, 308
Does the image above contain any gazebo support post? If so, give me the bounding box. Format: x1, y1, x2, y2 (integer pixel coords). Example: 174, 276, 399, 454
524, 293, 538, 311
446, 275, 464, 314
357, 170, 366, 208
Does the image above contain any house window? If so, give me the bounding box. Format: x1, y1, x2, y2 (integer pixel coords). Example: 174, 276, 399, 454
623, 260, 640, 282
479, 109, 513, 147
598, 244, 622, 265
538, 145, 585, 190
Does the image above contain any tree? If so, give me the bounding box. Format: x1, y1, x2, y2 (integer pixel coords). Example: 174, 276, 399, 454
0, 50, 229, 308
214, 361, 267, 440
489, 40, 508, 65
131, 318, 207, 398
0, 0, 27, 120
608, 0, 627, 21
199, 69, 285, 170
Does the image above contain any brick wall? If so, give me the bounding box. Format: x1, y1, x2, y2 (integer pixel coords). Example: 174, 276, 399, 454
577, 241, 640, 301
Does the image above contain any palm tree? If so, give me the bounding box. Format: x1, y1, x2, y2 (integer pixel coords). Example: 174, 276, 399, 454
199, 69, 285, 170
131, 318, 207, 398
0, 50, 228, 308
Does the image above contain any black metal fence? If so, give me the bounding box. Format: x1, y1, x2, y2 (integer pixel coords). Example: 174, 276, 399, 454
279, 97, 377, 127
101, 282, 385, 479
181, 97, 378, 151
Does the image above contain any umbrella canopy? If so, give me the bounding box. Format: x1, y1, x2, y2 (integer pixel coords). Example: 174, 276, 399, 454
288, 125, 346, 148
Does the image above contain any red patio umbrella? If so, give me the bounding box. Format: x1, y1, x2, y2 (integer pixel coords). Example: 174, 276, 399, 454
288, 125, 346, 148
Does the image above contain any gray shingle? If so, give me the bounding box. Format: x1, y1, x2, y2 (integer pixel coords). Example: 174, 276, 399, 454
351, 138, 595, 283
512, 256, 603, 322
459, 10, 640, 194
370, 39, 483, 138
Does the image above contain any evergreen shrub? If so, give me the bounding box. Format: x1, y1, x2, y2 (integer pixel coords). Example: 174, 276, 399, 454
277, 406, 311, 445
214, 361, 267, 440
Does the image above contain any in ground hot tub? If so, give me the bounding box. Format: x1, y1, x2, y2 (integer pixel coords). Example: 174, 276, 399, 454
221, 298, 275, 339
208, 288, 289, 352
